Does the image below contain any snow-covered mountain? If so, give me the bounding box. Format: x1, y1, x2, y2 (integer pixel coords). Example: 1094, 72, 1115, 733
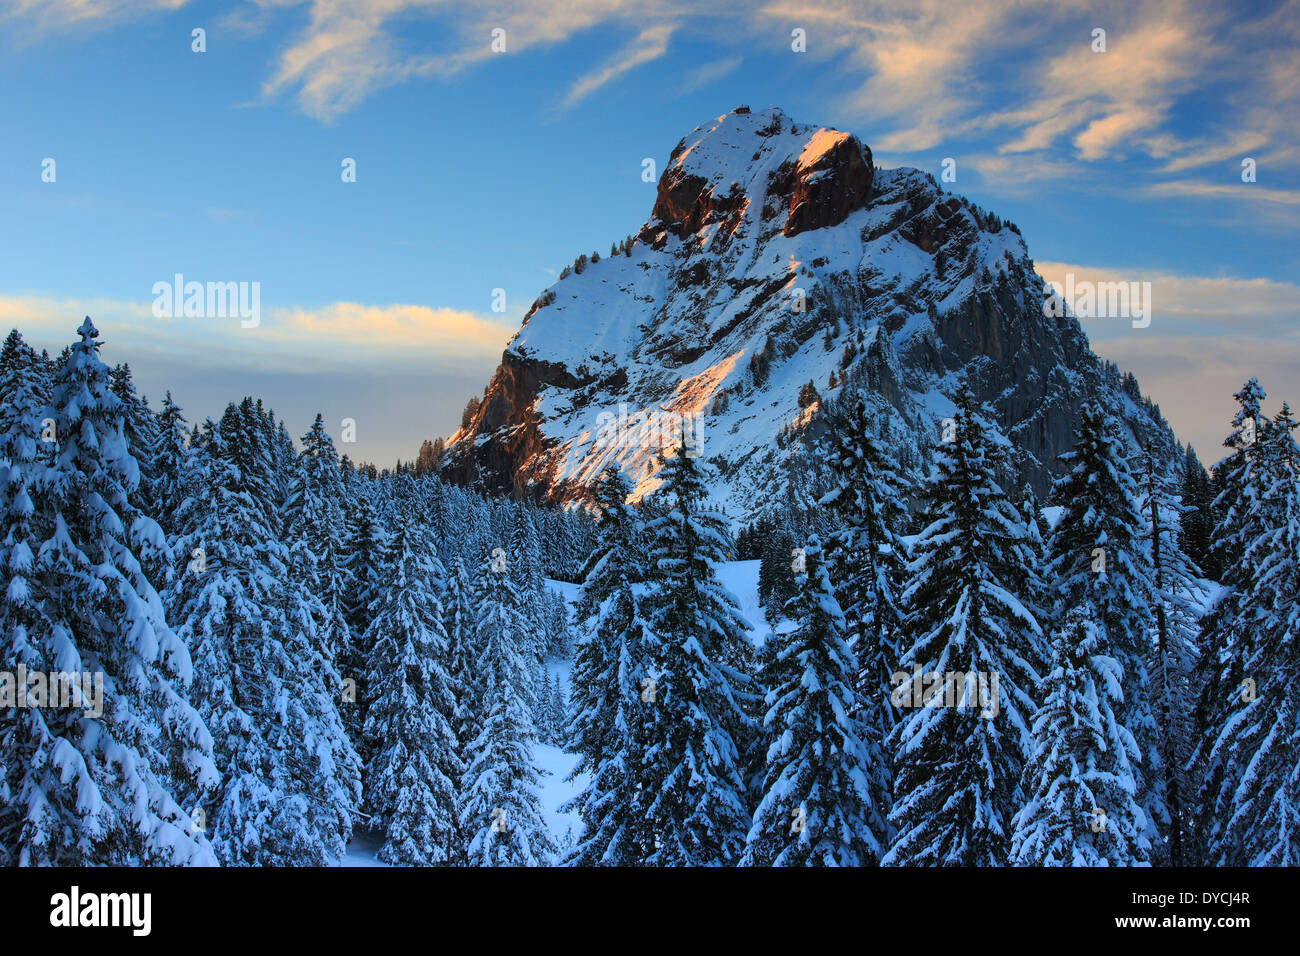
440, 106, 1179, 514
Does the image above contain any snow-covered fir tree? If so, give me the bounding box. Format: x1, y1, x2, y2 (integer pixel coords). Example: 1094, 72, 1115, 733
284, 414, 352, 668
340, 486, 389, 750
19, 319, 216, 865
1136, 447, 1201, 865
362, 522, 461, 865
741, 536, 883, 866
442, 556, 480, 758
1179, 447, 1216, 578
817, 397, 904, 843
107, 364, 162, 526
758, 524, 798, 621
1190, 380, 1274, 863
168, 419, 310, 865
0, 330, 55, 863
567, 468, 641, 785
507, 510, 549, 661
549, 674, 566, 747
1011, 607, 1149, 866
884, 385, 1043, 866
570, 580, 656, 866
1199, 388, 1300, 865
148, 391, 190, 541
169, 403, 359, 865
572, 468, 644, 621
458, 554, 555, 866
536, 667, 557, 744
636, 441, 754, 865
1043, 403, 1159, 847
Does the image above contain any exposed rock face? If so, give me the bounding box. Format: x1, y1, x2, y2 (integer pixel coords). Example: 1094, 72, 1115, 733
778, 132, 874, 237
440, 107, 1180, 513
653, 122, 874, 242
438, 358, 569, 497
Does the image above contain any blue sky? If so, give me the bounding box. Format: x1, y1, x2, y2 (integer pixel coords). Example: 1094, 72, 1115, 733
1, 0, 1297, 464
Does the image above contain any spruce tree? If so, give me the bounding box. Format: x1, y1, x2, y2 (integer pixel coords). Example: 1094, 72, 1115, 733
636, 442, 753, 865
1202, 391, 1300, 864
340, 482, 388, 749
22, 318, 216, 865
758, 524, 798, 621
551, 677, 567, 746
572, 466, 642, 625
884, 386, 1043, 866
1043, 403, 1159, 846
285, 413, 351, 668
1191, 379, 1274, 863
443, 556, 480, 757
1011, 607, 1149, 866
168, 421, 307, 865
1137, 447, 1201, 865
458, 553, 555, 866
171, 404, 358, 864
0, 330, 56, 862
818, 397, 904, 839
536, 667, 556, 744
149, 391, 190, 541
741, 537, 883, 866
108, 364, 159, 511
506, 511, 545, 647
1178, 447, 1215, 578
362, 523, 461, 865
563, 576, 656, 865
567, 468, 642, 794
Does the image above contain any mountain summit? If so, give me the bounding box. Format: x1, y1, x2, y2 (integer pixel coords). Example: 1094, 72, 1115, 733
440, 106, 1177, 513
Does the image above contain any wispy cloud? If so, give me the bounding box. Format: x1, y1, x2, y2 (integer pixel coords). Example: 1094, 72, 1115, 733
962, 152, 1083, 191
7, 0, 1297, 207
762, 0, 1214, 162
1000, 11, 1208, 161
0, 293, 516, 370
1033, 261, 1300, 456
1034, 261, 1300, 340
0, 0, 188, 36
1146, 181, 1300, 206
758, 0, 1016, 153
679, 54, 741, 94
561, 21, 675, 108
256, 0, 673, 122
753, 0, 1299, 207
248, 0, 1300, 217
268, 301, 516, 360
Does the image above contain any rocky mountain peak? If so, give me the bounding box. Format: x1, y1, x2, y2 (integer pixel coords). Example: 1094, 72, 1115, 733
439, 107, 1179, 515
